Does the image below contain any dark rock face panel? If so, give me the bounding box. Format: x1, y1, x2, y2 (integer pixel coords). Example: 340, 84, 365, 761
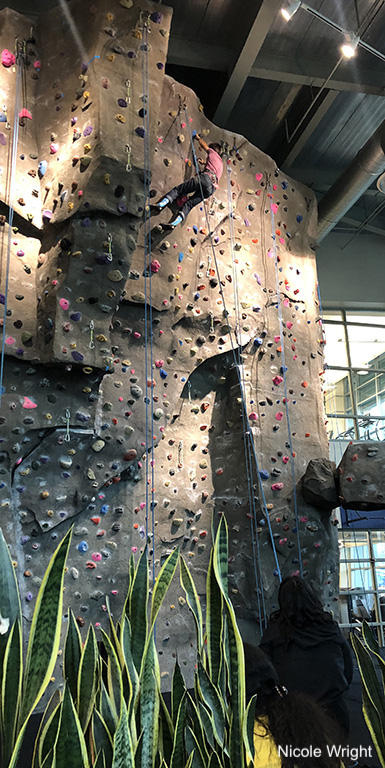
0, 0, 339, 692
339, 441, 385, 510
302, 458, 339, 511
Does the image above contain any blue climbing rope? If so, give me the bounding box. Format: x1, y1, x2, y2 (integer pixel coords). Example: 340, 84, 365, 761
0, 46, 23, 410
184, 107, 282, 582
141, 13, 156, 591
269, 188, 303, 577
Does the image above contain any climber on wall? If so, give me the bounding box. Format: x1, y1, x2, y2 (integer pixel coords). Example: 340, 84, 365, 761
155, 134, 223, 228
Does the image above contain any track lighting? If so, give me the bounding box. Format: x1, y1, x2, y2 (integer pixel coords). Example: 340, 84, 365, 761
281, 0, 301, 22
341, 32, 359, 58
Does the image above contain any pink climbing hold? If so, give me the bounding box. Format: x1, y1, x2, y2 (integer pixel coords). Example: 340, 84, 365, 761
22, 396, 37, 409
274, 335, 280, 343
275, 412, 284, 421
272, 375, 283, 386
91, 552, 102, 562
1, 49, 15, 67
283, 299, 290, 307
271, 482, 284, 491
282, 455, 290, 464
133, 331, 141, 339
19, 108, 32, 120
286, 321, 293, 329
34, 60, 41, 69
50, 143, 59, 154
255, 173, 263, 181
59, 298, 69, 310
155, 360, 164, 368
150, 259, 161, 272
5, 336, 15, 345
249, 412, 258, 421
267, 248, 274, 258
131, 546, 138, 553
271, 203, 278, 214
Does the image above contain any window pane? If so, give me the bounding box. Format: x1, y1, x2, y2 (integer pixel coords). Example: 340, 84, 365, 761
325, 416, 355, 442
339, 531, 369, 559
347, 323, 385, 370
323, 323, 348, 367
346, 312, 385, 324
323, 370, 351, 415
340, 562, 373, 590
371, 533, 385, 559
358, 417, 385, 441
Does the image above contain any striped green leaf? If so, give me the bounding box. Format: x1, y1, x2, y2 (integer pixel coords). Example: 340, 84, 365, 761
150, 548, 179, 630
100, 681, 118, 738
129, 548, 149, 674
0, 527, 21, 635
134, 729, 143, 768
120, 616, 139, 713
208, 751, 224, 768
93, 750, 106, 768
362, 685, 385, 768
351, 632, 385, 766
242, 694, 257, 765
169, 692, 186, 768
225, 600, 245, 768
186, 695, 209, 762
185, 727, 205, 768
64, 610, 82, 703
41, 749, 55, 768
77, 625, 99, 731
38, 699, 62, 768
21, 528, 72, 723
106, 610, 131, 707
158, 690, 174, 766
196, 660, 225, 745
179, 556, 203, 651
92, 711, 113, 768
54, 686, 89, 768
171, 660, 186, 726
0, 619, 22, 765
141, 635, 160, 768
31, 690, 61, 768
99, 630, 123, 721
112, 698, 134, 768
197, 701, 216, 752
212, 517, 228, 600
361, 621, 385, 689
206, 551, 223, 687
184, 754, 194, 768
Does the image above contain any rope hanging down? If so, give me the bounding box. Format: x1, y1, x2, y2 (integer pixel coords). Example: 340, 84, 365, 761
269, 191, 303, 577
141, 13, 156, 590
184, 106, 282, 584
0, 42, 24, 410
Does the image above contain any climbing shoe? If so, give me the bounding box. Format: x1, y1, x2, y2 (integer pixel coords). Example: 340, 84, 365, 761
164, 212, 184, 229
155, 195, 171, 210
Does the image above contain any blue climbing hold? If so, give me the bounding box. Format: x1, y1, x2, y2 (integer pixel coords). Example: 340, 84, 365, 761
254, 337, 263, 347
38, 160, 47, 178
159, 368, 167, 379
78, 540, 88, 552
101, 504, 109, 514
296, 214, 303, 223
178, 252, 184, 262
280, 366, 288, 374
259, 469, 269, 480
193, 225, 198, 234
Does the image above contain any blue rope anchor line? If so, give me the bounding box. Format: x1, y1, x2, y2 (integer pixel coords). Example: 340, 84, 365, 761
141, 14, 156, 591
0, 47, 23, 410
225, 158, 267, 630
184, 106, 282, 583
268, 187, 303, 577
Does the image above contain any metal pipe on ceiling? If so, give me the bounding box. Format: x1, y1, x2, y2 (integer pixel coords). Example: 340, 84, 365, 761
317, 118, 385, 242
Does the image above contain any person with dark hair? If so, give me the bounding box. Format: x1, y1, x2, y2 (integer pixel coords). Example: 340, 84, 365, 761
259, 575, 353, 739
155, 134, 223, 228
244, 644, 342, 768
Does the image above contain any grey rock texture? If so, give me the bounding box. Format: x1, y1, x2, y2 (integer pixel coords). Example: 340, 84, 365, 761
0, 0, 339, 694
302, 457, 339, 511
339, 441, 385, 510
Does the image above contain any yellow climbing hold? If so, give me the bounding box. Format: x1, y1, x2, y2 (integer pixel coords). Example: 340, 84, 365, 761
83, 143, 91, 153
83, 91, 90, 100
68, 203, 74, 211
103, 173, 110, 185
116, 114, 125, 123
83, 367, 93, 374
133, 29, 142, 39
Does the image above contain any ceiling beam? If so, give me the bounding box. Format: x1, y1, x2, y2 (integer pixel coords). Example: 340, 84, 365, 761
212, 0, 283, 126
283, 90, 339, 167
250, 54, 385, 96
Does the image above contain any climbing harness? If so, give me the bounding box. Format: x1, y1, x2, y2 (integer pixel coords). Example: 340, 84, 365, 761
269, 185, 303, 577
184, 107, 282, 586
0, 41, 24, 410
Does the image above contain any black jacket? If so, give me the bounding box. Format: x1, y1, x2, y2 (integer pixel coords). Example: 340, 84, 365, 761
259, 620, 354, 708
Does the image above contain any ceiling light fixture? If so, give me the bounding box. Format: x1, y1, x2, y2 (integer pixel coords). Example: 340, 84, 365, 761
341, 32, 360, 58
281, 1, 301, 22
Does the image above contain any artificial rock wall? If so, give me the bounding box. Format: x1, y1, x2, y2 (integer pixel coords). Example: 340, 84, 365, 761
0, 0, 338, 690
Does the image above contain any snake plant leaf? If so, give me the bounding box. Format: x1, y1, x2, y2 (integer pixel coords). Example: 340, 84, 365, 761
77, 624, 100, 732
93, 750, 106, 768
361, 620, 385, 689
41, 749, 55, 768
128, 548, 149, 674
184, 754, 194, 768
224, 599, 245, 768
37, 699, 62, 768
186, 695, 210, 762
100, 680, 118, 738
105, 610, 131, 707
20, 528, 72, 723
99, 629, 123, 721
158, 689, 174, 766
197, 701, 216, 752
150, 548, 179, 630
0, 527, 21, 649
351, 632, 385, 766
64, 609, 82, 704
208, 751, 224, 768
185, 727, 205, 768
31, 690, 61, 768
112, 697, 134, 768
179, 556, 203, 651
92, 711, 113, 768
169, 692, 187, 768
242, 694, 257, 765
196, 660, 226, 745
212, 517, 228, 600
120, 616, 138, 714
134, 729, 143, 768
141, 635, 160, 768
54, 686, 89, 768
171, 659, 186, 726
0, 619, 22, 766
206, 551, 223, 687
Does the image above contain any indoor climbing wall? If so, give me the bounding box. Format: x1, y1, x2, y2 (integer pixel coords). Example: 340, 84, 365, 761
0, 0, 339, 691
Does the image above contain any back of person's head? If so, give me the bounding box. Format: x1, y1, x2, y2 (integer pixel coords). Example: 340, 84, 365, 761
209, 142, 221, 154
244, 644, 341, 768
274, 575, 333, 631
